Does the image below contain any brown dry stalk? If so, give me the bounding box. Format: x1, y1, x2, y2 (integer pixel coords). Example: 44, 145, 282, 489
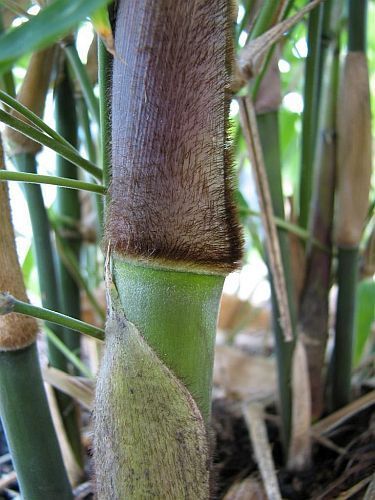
4, 46, 56, 155
299, 46, 337, 418
0, 138, 37, 350
238, 96, 293, 341
243, 401, 282, 500
336, 52, 372, 247
106, 0, 243, 274
234, 0, 326, 88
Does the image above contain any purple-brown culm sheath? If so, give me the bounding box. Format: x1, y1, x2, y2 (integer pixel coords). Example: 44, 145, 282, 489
106, 0, 243, 273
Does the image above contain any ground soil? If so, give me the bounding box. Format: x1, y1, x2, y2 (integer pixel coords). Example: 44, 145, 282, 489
212, 396, 375, 499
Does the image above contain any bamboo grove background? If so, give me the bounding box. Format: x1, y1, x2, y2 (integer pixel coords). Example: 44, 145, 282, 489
0, 0, 373, 498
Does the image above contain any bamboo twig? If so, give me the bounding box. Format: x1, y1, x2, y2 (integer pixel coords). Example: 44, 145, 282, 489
238, 96, 293, 342
0, 170, 106, 194
0, 293, 105, 341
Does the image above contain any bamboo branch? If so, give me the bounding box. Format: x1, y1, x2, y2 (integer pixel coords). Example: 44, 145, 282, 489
238, 96, 293, 342
0, 109, 102, 179
0, 293, 105, 341
0, 170, 106, 194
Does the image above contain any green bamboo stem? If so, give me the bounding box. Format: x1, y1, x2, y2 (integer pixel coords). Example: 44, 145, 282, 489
0, 293, 104, 341
348, 0, 367, 52
0, 170, 105, 194
0, 109, 102, 179
298, 3, 340, 418
54, 228, 105, 321
64, 43, 100, 125
54, 61, 84, 464
76, 93, 104, 233
113, 260, 224, 420
0, 14, 15, 97
12, 153, 68, 371
299, 1, 324, 229
250, 0, 279, 40
0, 344, 73, 500
331, 0, 369, 410
257, 111, 297, 450
331, 247, 359, 409
55, 61, 82, 354
98, 38, 111, 189
76, 96, 97, 163
10, 153, 82, 462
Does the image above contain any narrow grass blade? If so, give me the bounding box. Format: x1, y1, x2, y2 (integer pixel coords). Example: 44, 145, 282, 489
64, 43, 100, 125
45, 327, 94, 379
0, 90, 79, 152
0, 109, 102, 179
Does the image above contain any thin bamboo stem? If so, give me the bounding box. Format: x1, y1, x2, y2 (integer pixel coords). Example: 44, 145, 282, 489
64, 43, 100, 125
0, 344, 73, 500
298, 4, 340, 418
76, 95, 104, 234
53, 228, 105, 321
0, 293, 105, 341
331, 247, 359, 409
0, 170, 105, 194
12, 153, 68, 370
257, 111, 297, 450
348, 0, 367, 52
98, 38, 111, 189
55, 60, 83, 464
299, 1, 324, 229
331, 0, 369, 409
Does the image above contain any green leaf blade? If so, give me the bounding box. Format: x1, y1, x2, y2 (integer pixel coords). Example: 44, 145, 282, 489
0, 0, 111, 73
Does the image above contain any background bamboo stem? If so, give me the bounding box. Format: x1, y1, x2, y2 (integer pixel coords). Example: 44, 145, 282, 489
299, 1, 324, 230
54, 58, 83, 464
0, 344, 73, 500
331, 248, 359, 409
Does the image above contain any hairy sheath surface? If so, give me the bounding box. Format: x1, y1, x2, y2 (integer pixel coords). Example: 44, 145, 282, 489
107, 0, 242, 273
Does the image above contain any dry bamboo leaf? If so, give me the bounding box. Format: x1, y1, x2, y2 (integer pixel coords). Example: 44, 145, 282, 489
238, 96, 293, 342
218, 294, 269, 334
214, 345, 276, 401
223, 476, 267, 500
0, 471, 17, 491
288, 340, 312, 470
243, 402, 282, 500
254, 48, 281, 114
42, 366, 94, 410
312, 390, 375, 436
336, 52, 372, 247
45, 383, 83, 486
